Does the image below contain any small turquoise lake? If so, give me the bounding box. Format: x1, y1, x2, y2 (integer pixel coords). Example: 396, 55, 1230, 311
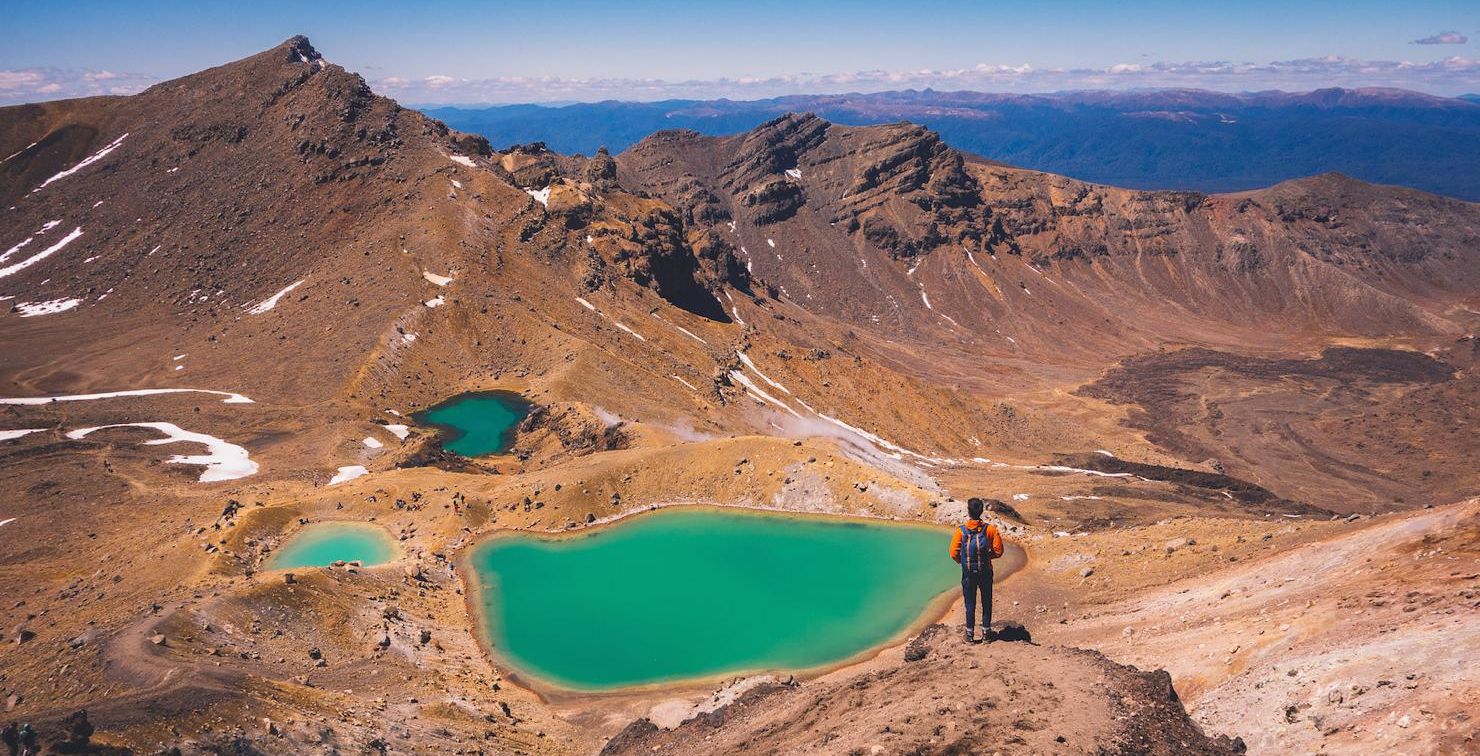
467, 507, 959, 691
413, 391, 532, 456
266, 523, 397, 570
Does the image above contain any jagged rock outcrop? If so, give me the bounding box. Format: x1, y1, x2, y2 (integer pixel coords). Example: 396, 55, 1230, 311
599, 623, 1246, 755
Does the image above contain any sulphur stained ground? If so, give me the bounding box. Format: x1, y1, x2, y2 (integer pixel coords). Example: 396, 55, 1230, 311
467, 507, 960, 690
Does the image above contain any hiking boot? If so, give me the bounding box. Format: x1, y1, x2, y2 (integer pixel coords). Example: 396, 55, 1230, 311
964, 626, 978, 644
982, 627, 998, 643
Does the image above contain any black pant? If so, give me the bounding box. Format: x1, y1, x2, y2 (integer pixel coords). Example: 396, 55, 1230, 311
962, 567, 993, 629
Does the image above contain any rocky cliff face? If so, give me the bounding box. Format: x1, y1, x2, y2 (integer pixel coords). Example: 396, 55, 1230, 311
600, 623, 1246, 755
616, 113, 1479, 348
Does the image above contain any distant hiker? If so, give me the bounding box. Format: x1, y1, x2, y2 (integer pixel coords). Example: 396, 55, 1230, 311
2, 722, 18, 756
16, 724, 35, 756
950, 497, 1005, 643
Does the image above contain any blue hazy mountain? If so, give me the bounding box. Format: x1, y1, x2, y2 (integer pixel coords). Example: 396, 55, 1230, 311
426, 88, 1480, 200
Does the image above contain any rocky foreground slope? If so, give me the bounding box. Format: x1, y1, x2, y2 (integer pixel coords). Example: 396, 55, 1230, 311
0, 37, 1476, 754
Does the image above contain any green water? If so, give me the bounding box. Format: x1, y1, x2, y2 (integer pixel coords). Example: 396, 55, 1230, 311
468, 508, 959, 690
266, 523, 397, 570
414, 391, 532, 456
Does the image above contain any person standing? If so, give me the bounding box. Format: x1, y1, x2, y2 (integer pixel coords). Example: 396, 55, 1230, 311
949, 497, 1005, 643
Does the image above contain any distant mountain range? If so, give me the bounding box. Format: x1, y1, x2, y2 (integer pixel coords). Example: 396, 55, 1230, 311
427, 88, 1480, 200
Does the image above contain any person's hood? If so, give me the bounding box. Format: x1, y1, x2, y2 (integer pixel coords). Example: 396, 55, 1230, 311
965, 519, 985, 530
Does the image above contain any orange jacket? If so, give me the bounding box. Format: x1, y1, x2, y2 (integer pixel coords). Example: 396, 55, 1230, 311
950, 519, 1004, 563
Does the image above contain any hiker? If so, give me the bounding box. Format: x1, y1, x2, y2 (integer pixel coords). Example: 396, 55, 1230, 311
3, 722, 18, 756
16, 724, 35, 756
950, 497, 1004, 643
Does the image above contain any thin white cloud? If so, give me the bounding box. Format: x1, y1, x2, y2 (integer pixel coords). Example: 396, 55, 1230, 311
374, 55, 1480, 104
0, 67, 155, 104
1411, 31, 1468, 45
3, 54, 1477, 108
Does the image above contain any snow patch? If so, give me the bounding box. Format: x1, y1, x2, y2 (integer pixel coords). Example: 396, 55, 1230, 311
652, 313, 707, 344
65, 421, 257, 482
613, 322, 647, 342
34, 133, 129, 192
14, 298, 81, 316
383, 424, 410, 440
328, 465, 368, 485
1035, 465, 1136, 478
728, 370, 800, 417
362, 436, 384, 449
449, 154, 476, 168
575, 297, 597, 311
0, 428, 44, 442
671, 375, 699, 391
0, 226, 83, 280
736, 351, 791, 395
784, 168, 802, 179
0, 388, 253, 405
526, 186, 551, 206
424, 295, 445, 308
766, 239, 775, 248
246, 280, 304, 314
2, 141, 38, 164
422, 271, 453, 286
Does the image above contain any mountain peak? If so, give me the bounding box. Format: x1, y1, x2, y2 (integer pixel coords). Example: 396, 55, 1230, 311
282, 35, 322, 64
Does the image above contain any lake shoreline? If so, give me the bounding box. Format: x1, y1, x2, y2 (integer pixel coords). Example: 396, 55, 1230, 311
456, 501, 1028, 703
411, 389, 532, 457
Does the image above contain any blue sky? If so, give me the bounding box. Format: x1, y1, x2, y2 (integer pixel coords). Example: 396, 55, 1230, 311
2, 0, 1476, 104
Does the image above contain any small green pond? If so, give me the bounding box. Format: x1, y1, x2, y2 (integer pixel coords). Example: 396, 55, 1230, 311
414, 391, 532, 456
467, 507, 959, 691
266, 523, 397, 570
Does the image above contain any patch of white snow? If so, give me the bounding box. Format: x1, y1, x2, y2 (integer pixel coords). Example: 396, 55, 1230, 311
328, 465, 368, 485
15, 298, 81, 316
0, 226, 83, 280
0, 388, 252, 405
65, 421, 257, 482
245, 279, 305, 314
613, 322, 646, 342
736, 351, 791, 395
33, 133, 129, 192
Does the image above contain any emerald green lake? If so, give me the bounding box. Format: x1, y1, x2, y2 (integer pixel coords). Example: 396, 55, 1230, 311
468, 508, 959, 691
266, 523, 397, 570
414, 391, 532, 456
